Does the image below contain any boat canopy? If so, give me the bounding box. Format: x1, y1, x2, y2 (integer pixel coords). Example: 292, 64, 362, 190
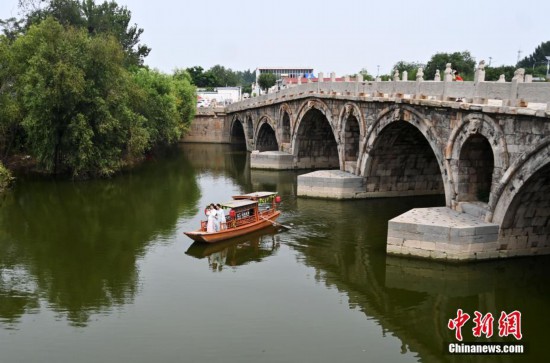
220, 199, 258, 209
232, 191, 277, 200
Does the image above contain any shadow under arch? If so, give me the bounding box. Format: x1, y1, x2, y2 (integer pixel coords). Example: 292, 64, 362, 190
256, 115, 279, 151
446, 113, 508, 206
291, 99, 339, 169
339, 103, 364, 173
278, 103, 293, 145
360, 105, 446, 198
229, 115, 246, 148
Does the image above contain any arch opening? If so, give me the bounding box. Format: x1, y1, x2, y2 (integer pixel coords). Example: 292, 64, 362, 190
294, 108, 339, 169
457, 134, 494, 203
256, 123, 278, 152
365, 121, 444, 196
281, 112, 291, 144
246, 117, 253, 140
344, 115, 360, 161
230, 120, 246, 149
499, 163, 550, 248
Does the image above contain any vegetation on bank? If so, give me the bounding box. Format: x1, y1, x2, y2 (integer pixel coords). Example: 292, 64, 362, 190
0, 161, 13, 192
0, 0, 196, 179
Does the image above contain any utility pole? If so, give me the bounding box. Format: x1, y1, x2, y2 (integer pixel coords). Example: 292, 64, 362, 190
488, 57, 492, 66
517, 50, 522, 65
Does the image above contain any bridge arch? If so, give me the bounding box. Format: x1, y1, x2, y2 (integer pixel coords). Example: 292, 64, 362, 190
255, 115, 279, 152
488, 138, 550, 247
291, 99, 339, 169
339, 103, 364, 173
245, 113, 254, 140
230, 115, 246, 146
446, 113, 509, 205
278, 103, 293, 145
359, 105, 447, 199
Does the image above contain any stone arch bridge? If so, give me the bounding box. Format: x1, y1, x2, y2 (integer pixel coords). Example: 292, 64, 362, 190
192, 78, 550, 261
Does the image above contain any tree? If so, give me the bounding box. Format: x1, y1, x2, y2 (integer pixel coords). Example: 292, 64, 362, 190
0, 35, 23, 158
392, 61, 425, 80
131, 68, 181, 147
357, 68, 374, 81
258, 73, 276, 93
484, 66, 515, 82
14, 0, 150, 66
11, 17, 147, 177
517, 41, 550, 69
172, 69, 196, 130
208, 65, 239, 87
424, 51, 476, 81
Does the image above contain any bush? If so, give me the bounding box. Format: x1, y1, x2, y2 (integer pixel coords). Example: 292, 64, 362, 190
0, 162, 14, 192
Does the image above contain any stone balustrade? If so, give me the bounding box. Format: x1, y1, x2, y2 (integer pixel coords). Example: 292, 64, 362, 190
227, 79, 550, 115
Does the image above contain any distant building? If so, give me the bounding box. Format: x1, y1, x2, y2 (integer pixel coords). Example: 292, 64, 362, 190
197, 87, 241, 106
254, 67, 314, 95
255, 67, 314, 82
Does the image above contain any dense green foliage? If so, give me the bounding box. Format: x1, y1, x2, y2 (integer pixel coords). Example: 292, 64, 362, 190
258, 73, 277, 93
186, 65, 255, 93
424, 51, 476, 81
0, 1, 196, 178
391, 61, 425, 80
0, 161, 13, 191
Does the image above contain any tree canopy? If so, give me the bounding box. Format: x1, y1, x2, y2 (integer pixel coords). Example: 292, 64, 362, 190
258, 73, 277, 93
424, 51, 476, 81
0, 1, 196, 178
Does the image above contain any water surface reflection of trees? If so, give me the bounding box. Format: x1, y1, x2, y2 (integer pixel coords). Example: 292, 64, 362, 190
0, 148, 200, 327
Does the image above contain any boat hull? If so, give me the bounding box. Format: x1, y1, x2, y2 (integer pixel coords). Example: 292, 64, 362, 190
184, 211, 281, 243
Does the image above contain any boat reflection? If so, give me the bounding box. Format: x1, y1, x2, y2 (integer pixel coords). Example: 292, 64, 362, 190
185, 225, 282, 271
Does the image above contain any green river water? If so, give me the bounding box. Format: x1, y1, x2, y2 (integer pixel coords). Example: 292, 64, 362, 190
0, 143, 548, 362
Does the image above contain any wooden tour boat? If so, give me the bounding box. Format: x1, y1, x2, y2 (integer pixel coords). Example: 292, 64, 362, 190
184, 192, 283, 243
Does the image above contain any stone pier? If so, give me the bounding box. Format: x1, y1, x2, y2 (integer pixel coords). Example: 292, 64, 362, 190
250, 151, 294, 169
297, 170, 366, 199
387, 207, 500, 261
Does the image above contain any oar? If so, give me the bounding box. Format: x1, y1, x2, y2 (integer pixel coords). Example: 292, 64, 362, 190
260, 215, 292, 230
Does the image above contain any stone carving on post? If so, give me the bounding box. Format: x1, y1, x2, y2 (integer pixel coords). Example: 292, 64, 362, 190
416, 67, 424, 81
330, 72, 336, 82
497, 74, 506, 82
512, 68, 525, 82
393, 69, 400, 82
444, 63, 453, 82
318, 72, 324, 82
356, 73, 363, 82
474, 60, 486, 83
434, 69, 441, 81
402, 70, 408, 81
467, 118, 482, 134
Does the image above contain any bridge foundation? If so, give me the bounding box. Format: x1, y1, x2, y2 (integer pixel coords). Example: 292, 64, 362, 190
250, 151, 294, 169
297, 170, 367, 199
387, 207, 501, 261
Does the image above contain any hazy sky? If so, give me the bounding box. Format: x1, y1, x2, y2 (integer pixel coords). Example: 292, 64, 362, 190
1, 0, 549, 76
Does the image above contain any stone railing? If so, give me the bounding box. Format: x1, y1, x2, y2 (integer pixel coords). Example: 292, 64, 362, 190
226, 78, 550, 115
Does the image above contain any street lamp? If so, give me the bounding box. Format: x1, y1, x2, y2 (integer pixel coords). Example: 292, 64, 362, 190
546, 56, 550, 80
